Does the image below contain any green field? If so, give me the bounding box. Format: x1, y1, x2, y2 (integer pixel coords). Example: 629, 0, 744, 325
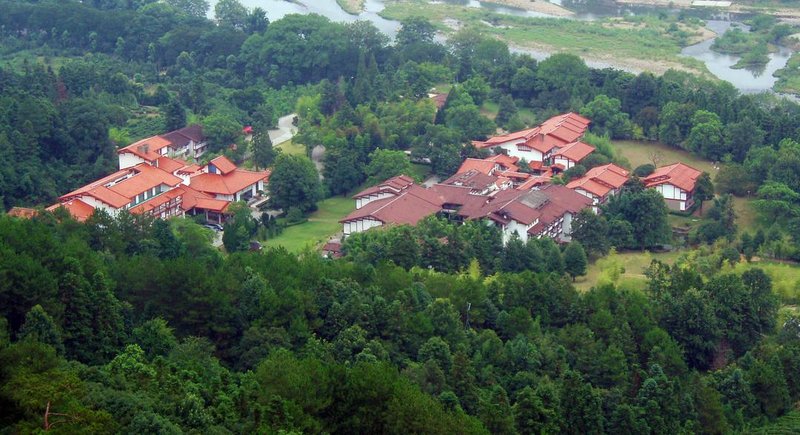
612, 139, 759, 232
612, 140, 715, 173
275, 139, 306, 156
733, 260, 800, 303
263, 196, 354, 252
574, 250, 682, 292
380, 1, 709, 74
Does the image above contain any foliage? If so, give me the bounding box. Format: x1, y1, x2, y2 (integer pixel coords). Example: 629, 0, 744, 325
268, 154, 322, 214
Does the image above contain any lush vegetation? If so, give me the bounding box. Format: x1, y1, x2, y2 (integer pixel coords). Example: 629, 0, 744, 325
2, 206, 799, 433
380, 1, 710, 73
4, 1, 800, 432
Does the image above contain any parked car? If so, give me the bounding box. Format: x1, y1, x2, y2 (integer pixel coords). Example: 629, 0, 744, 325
203, 223, 224, 231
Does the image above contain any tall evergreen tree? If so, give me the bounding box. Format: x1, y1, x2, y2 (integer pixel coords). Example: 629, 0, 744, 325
18, 304, 64, 354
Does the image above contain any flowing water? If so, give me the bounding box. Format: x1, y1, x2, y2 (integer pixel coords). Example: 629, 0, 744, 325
210, 0, 794, 93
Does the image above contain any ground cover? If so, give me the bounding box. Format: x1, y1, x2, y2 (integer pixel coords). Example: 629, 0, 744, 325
574, 250, 682, 292
773, 51, 800, 94
380, 1, 710, 75
336, 0, 364, 15
263, 196, 354, 252
275, 139, 306, 156
611, 139, 760, 233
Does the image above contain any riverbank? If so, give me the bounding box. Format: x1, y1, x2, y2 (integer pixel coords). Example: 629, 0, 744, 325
773, 51, 800, 93
615, 0, 800, 20
483, 0, 575, 17
336, 0, 364, 14
381, 1, 713, 75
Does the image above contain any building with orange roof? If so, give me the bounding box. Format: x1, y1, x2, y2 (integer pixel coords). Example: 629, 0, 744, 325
341, 175, 593, 244
643, 163, 703, 211
46, 199, 95, 222
566, 163, 630, 208
189, 156, 270, 202
351, 175, 416, 209
474, 113, 591, 164
551, 141, 596, 169
6, 207, 39, 219
118, 125, 208, 169
50, 127, 269, 223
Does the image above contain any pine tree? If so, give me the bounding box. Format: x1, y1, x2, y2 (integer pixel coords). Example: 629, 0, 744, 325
59, 258, 94, 362
563, 242, 588, 281
252, 129, 275, 170
19, 304, 64, 354
163, 99, 187, 132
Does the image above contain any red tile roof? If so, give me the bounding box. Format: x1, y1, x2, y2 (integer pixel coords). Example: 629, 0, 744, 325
46, 199, 95, 222
7, 207, 39, 219
475, 127, 540, 148
107, 164, 183, 199
190, 169, 270, 196
567, 163, 630, 198
516, 176, 552, 191
60, 164, 183, 208
209, 155, 237, 175
177, 164, 202, 174
194, 197, 231, 212
340, 185, 442, 226
552, 141, 595, 163
155, 156, 188, 173
129, 187, 185, 214
456, 158, 497, 175
527, 185, 594, 235
118, 125, 205, 162
352, 175, 415, 199
643, 163, 702, 192
485, 154, 520, 171
118, 136, 173, 161
443, 169, 500, 191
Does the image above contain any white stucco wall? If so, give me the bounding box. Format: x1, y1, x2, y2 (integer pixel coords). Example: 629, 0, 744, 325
356, 192, 394, 209
343, 218, 383, 235
119, 152, 146, 169
501, 219, 534, 245
499, 143, 544, 163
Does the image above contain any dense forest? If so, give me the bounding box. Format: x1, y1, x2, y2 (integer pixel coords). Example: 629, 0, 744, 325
2, 0, 800, 432
2, 209, 798, 433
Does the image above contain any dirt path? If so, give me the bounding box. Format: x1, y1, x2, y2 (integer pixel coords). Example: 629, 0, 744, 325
268, 113, 297, 146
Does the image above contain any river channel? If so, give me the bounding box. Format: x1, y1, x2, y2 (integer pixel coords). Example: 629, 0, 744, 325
210, 0, 793, 94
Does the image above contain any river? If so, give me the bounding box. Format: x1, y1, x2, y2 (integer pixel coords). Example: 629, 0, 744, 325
209, 0, 792, 94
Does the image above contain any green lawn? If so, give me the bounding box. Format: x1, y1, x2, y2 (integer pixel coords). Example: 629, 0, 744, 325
574, 250, 683, 292
611, 140, 715, 173
275, 139, 306, 156
612, 140, 761, 233
263, 197, 354, 253
733, 260, 800, 304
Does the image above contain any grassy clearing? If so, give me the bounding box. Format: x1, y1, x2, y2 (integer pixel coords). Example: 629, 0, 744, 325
611, 140, 761, 233
263, 196, 354, 253
733, 260, 800, 304
773, 51, 800, 94
336, 0, 364, 15
611, 140, 715, 173
574, 250, 683, 292
380, 1, 709, 74
275, 139, 306, 157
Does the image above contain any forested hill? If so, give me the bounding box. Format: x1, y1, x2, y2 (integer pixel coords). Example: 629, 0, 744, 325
2, 0, 800, 433
1, 207, 798, 433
